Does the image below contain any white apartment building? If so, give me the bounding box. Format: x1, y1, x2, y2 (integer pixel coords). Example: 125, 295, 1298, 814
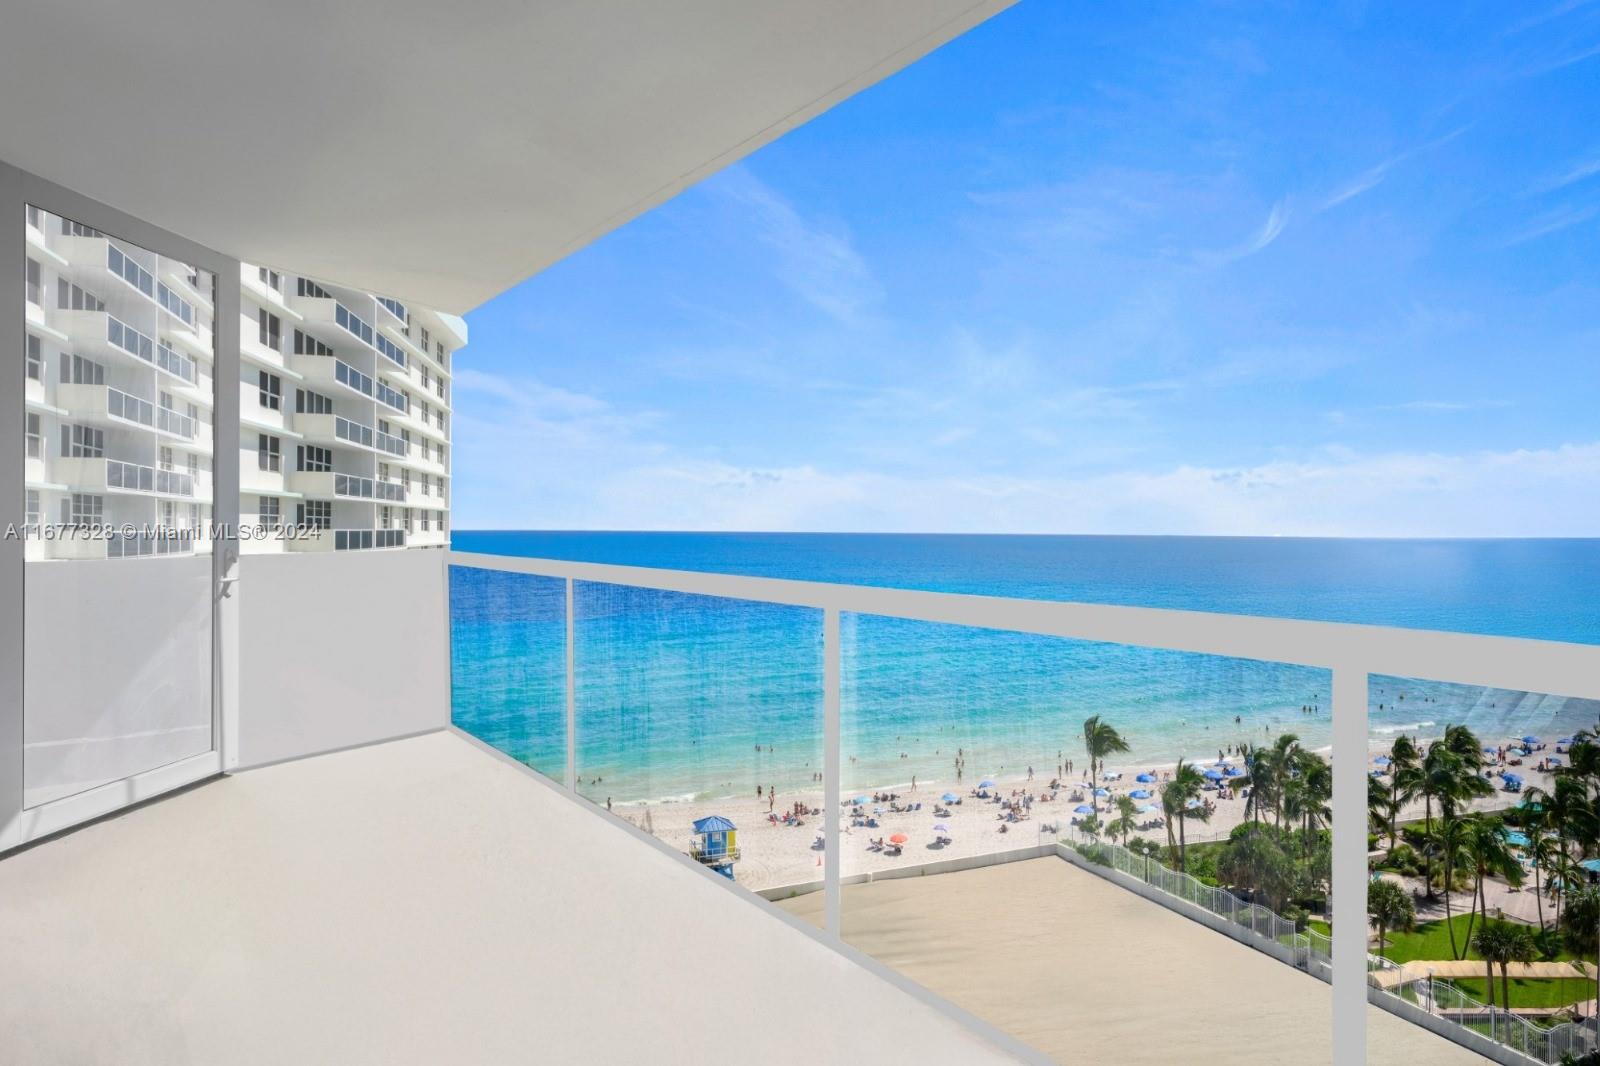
22, 203, 460, 561
238, 263, 461, 553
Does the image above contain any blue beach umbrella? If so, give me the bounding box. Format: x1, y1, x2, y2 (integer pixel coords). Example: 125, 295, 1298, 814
851, 796, 868, 806
1483, 747, 1498, 755
1073, 805, 1095, 815
1225, 766, 1244, 777
1136, 804, 1157, 814
1374, 756, 1391, 765
1559, 737, 1575, 745
1130, 789, 1152, 799
941, 792, 960, 803
1093, 787, 1110, 797
1203, 769, 1224, 781
1135, 773, 1156, 783
1523, 736, 1542, 745
978, 779, 996, 789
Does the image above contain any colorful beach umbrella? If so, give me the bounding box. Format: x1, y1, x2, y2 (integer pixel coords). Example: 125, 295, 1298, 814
1073, 804, 1095, 814
1130, 789, 1152, 799
1135, 773, 1156, 783
888, 833, 908, 844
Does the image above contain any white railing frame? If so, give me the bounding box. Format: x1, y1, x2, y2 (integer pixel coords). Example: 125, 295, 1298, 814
447, 549, 1600, 1066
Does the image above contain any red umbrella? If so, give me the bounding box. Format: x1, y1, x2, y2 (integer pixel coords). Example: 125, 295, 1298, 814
888, 833, 909, 844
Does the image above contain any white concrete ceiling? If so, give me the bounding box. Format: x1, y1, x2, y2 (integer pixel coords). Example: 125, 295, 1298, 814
0, 1, 1014, 313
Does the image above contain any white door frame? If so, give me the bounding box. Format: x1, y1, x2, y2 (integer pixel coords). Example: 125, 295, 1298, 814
0, 159, 241, 851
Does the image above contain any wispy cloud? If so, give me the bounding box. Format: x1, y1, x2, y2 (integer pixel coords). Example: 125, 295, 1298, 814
1379, 399, 1512, 413
1199, 198, 1290, 265
704, 165, 882, 323
1526, 155, 1600, 195
1504, 202, 1600, 244
1317, 127, 1471, 212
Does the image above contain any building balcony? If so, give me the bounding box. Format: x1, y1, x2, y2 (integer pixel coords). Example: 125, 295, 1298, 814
53, 456, 202, 500
282, 526, 407, 552
58, 382, 199, 442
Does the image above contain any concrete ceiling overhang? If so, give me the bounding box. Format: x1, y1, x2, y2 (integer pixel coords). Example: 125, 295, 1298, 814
0, 1, 1014, 314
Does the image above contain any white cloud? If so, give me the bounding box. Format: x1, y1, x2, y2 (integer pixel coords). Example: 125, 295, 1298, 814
704, 165, 882, 322
453, 373, 1600, 538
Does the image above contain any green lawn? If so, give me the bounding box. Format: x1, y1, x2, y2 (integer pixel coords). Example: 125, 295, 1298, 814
1376, 914, 1590, 1012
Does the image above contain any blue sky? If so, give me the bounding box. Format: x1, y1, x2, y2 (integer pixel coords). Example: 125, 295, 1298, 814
454, 1, 1600, 536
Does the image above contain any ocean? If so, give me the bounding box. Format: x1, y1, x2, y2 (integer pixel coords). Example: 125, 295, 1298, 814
449, 533, 1600, 804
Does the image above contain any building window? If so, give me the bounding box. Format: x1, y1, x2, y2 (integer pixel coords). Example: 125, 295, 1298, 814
295, 388, 333, 415
296, 278, 332, 299
258, 434, 280, 472
259, 496, 280, 529
297, 500, 331, 530
25, 258, 42, 306
436, 341, 446, 366
25, 413, 42, 459
158, 446, 175, 471
401, 469, 410, 493
64, 493, 103, 525
296, 445, 332, 472
185, 453, 200, 478
293, 328, 334, 356
25, 334, 43, 382
61, 424, 105, 459
56, 279, 105, 312
60, 218, 102, 238
60, 353, 105, 385
258, 266, 282, 292
25, 489, 40, 526
258, 309, 281, 351
419, 326, 431, 352
258, 371, 281, 410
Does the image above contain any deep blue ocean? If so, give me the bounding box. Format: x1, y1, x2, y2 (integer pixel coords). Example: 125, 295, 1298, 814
449, 533, 1600, 803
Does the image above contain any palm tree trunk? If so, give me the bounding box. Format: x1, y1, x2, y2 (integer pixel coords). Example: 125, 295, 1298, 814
1461, 870, 1481, 961
1534, 858, 1546, 933
1444, 859, 1458, 959
1178, 815, 1187, 872
1422, 793, 1435, 900
1500, 963, 1510, 1013
1485, 956, 1496, 1007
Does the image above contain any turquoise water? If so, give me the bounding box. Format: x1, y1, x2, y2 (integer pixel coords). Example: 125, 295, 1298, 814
450, 534, 1600, 803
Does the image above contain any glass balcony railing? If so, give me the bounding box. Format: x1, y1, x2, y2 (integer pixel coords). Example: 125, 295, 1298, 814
334, 359, 373, 397
106, 458, 194, 497
444, 550, 1600, 1066
106, 315, 197, 384
332, 528, 405, 551
333, 416, 373, 449
373, 429, 406, 457
105, 387, 196, 439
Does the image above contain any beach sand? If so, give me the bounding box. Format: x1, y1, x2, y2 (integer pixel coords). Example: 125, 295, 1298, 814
603, 738, 1560, 892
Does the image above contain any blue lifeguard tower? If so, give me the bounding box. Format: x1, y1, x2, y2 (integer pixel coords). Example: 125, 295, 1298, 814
690, 815, 740, 880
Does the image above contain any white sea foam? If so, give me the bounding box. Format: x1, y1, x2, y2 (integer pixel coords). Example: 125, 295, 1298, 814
1372, 721, 1435, 734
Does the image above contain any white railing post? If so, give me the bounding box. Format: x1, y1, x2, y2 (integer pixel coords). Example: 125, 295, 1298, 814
823, 607, 841, 939
1332, 663, 1368, 1066
565, 577, 576, 793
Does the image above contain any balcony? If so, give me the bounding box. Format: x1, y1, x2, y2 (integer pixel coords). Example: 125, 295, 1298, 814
52, 456, 197, 498
283, 526, 407, 553
58, 383, 198, 441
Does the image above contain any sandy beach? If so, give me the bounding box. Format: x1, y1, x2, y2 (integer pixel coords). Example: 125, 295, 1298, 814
608, 735, 1564, 891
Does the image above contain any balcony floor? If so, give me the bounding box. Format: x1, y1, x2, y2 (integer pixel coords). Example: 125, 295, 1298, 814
778, 858, 1484, 1066
0, 731, 1015, 1065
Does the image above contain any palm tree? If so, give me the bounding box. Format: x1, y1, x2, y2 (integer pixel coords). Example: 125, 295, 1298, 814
1472, 922, 1515, 1008
1369, 772, 1396, 844
1428, 815, 1471, 959
1082, 715, 1129, 815
1387, 734, 1421, 849
1368, 877, 1416, 958
1461, 818, 1525, 955
1525, 811, 1561, 933
1268, 733, 1301, 829
1162, 759, 1208, 872
1473, 921, 1539, 1010
1109, 794, 1139, 847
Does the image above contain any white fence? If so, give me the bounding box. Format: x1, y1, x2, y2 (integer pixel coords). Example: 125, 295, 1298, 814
1063, 828, 1595, 1065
